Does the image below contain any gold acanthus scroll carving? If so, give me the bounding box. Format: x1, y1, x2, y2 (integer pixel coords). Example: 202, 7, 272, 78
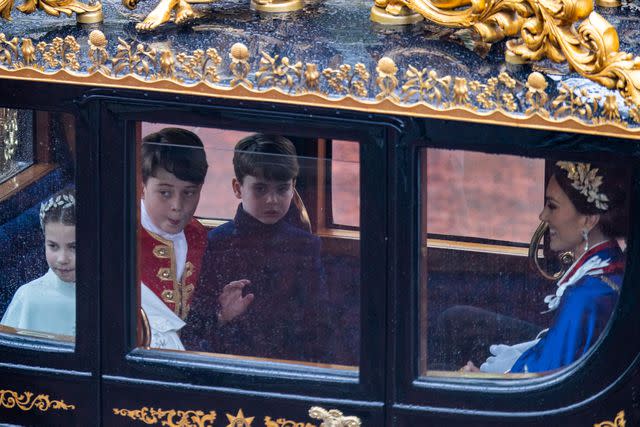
0, 0, 102, 23
593, 410, 626, 427
0, 389, 75, 412
374, 0, 640, 105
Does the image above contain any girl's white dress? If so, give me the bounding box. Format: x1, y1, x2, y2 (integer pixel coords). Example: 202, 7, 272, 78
1, 269, 75, 337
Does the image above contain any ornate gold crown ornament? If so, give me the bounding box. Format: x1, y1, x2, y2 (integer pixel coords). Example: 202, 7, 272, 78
556, 161, 609, 210
370, 0, 640, 106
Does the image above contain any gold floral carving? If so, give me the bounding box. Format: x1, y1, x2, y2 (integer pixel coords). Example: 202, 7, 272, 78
112, 38, 159, 79
376, 57, 399, 101
112, 406, 216, 426
390, 0, 640, 105
36, 36, 80, 71
256, 52, 303, 93
308, 406, 361, 427
264, 416, 316, 427
322, 63, 370, 97
176, 48, 222, 83
88, 30, 109, 74
594, 410, 626, 427
3, 31, 640, 133
0, 389, 75, 412
230, 43, 252, 88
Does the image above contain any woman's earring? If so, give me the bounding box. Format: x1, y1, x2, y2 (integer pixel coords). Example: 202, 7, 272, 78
582, 229, 589, 252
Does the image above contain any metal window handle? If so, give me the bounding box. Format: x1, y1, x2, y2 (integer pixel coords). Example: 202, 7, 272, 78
528, 221, 574, 281
308, 406, 362, 427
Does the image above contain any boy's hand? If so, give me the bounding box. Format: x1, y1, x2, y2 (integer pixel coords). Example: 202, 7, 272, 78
217, 279, 254, 325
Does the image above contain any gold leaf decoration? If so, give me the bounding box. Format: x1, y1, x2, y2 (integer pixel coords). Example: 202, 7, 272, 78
176, 48, 222, 83
88, 30, 109, 74
0, 33, 19, 68
36, 35, 80, 71
401, 66, 451, 105
525, 72, 549, 117
0, 389, 75, 412
112, 38, 158, 79
255, 51, 303, 93
113, 406, 216, 427
475, 72, 518, 112
396, 0, 640, 105
1, 32, 640, 130
229, 43, 252, 88
375, 57, 399, 101
594, 410, 626, 427
322, 63, 370, 97
551, 83, 598, 120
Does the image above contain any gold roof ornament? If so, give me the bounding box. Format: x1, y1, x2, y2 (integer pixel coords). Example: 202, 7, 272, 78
371, 0, 640, 106
0, 0, 101, 23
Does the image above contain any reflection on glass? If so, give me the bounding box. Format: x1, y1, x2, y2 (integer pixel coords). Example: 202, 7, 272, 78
422, 150, 628, 377
137, 126, 360, 369
0, 108, 34, 185
0, 111, 76, 344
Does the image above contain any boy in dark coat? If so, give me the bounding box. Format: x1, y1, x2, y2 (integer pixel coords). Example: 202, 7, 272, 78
183, 135, 330, 363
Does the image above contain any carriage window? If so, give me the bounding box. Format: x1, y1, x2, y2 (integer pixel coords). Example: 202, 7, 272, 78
0, 110, 76, 345
421, 148, 629, 378
328, 140, 359, 229
136, 124, 361, 370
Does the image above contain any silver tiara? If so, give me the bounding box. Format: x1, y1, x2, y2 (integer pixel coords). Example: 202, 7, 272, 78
556, 161, 609, 211
39, 193, 75, 229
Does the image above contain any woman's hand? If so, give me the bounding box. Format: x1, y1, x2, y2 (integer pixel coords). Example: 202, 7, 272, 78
217, 279, 254, 325
461, 361, 480, 372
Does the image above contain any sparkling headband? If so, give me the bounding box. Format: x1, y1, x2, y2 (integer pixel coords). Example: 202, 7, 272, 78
39, 193, 76, 229
556, 161, 609, 211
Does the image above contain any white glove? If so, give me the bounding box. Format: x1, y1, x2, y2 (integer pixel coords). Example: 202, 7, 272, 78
480, 339, 540, 373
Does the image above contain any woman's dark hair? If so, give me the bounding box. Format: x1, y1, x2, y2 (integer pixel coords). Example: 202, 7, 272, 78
141, 128, 208, 185
233, 134, 299, 183
552, 162, 629, 238
40, 188, 76, 229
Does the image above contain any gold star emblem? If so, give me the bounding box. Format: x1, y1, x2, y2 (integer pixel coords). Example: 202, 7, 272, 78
226, 409, 254, 427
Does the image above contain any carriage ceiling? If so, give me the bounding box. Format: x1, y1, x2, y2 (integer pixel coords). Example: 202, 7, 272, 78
2, 0, 640, 138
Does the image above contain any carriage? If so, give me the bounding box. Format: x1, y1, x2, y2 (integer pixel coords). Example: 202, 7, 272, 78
0, 0, 638, 424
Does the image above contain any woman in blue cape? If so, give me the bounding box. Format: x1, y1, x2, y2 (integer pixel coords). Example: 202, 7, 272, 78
476, 161, 627, 374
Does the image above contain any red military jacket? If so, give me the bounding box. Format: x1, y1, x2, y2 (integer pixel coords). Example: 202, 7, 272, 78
139, 219, 207, 320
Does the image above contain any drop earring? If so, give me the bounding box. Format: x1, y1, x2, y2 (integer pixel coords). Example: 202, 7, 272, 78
582, 229, 589, 252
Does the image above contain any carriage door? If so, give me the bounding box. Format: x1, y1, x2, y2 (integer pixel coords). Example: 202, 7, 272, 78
98, 99, 391, 426
0, 96, 100, 425
388, 122, 639, 426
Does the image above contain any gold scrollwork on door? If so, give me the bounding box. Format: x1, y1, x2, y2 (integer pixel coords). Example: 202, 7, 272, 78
0, 389, 75, 412
112, 406, 216, 426
308, 406, 361, 427
594, 410, 626, 427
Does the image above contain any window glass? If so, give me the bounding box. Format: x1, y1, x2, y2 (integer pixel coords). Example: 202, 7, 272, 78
0, 108, 34, 185
0, 110, 76, 345
421, 148, 628, 378
137, 124, 360, 370
330, 140, 359, 229
425, 149, 544, 243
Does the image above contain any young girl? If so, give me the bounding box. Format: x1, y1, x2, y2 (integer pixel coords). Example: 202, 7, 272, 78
1, 189, 76, 338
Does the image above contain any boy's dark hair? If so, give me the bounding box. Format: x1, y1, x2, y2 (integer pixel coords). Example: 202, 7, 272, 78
233, 134, 299, 183
141, 128, 208, 184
